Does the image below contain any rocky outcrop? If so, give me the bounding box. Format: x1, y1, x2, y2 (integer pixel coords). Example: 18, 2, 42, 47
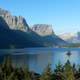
32, 24, 54, 36
0, 8, 29, 31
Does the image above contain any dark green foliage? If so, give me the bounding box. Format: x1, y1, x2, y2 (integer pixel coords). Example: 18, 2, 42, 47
54, 62, 63, 73
63, 60, 75, 80
39, 64, 52, 80
54, 62, 64, 80
0, 56, 80, 80
23, 67, 31, 80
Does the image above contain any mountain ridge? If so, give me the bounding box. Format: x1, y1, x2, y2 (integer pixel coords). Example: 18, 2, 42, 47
0, 8, 29, 32
59, 32, 80, 43
32, 24, 54, 36
0, 8, 68, 48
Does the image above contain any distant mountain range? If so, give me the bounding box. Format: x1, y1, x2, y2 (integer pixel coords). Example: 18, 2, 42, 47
59, 32, 80, 43
0, 8, 68, 49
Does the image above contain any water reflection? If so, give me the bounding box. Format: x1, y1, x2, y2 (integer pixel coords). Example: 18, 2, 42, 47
0, 48, 80, 73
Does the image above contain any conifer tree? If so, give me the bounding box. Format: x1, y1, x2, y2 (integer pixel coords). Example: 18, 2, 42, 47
2, 55, 13, 79
54, 62, 63, 73
39, 64, 52, 80
54, 62, 64, 80
23, 66, 31, 80
64, 60, 75, 80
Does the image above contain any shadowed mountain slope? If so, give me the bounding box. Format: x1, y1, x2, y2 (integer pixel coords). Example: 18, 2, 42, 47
0, 16, 43, 49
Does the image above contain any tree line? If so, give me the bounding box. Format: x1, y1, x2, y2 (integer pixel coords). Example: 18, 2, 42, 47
0, 56, 80, 80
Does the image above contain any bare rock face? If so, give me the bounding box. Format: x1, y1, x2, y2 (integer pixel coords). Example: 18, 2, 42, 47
0, 8, 29, 31
32, 24, 54, 36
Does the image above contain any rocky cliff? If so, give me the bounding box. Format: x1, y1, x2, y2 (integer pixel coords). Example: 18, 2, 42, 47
0, 8, 29, 31
0, 8, 68, 48
32, 24, 54, 36
31, 24, 67, 46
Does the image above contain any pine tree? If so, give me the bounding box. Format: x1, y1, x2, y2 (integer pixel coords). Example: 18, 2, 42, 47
54, 62, 64, 80
7, 72, 14, 80
23, 67, 31, 80
54, 62, 63, 73
39, 64, 52, 80
64, 60, 75, 80
2, 55, 13, 80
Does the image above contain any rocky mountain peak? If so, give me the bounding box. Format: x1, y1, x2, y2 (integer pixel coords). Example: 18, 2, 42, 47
32, 24, 54, 36
0, 8, 29, 31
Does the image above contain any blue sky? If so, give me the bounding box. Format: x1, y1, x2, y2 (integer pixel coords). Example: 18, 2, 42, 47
0, 0, 80, 34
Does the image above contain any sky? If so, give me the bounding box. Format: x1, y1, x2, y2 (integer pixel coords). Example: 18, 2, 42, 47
0, 0, 80, 34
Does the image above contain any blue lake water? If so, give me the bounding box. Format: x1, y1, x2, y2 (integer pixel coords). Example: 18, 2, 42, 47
0, 48, 80, 73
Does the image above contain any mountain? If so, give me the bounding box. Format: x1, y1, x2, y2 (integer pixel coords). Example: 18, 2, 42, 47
32, 24, 54, 36
0, 16, 44, 49
0, 8, 68, 48
0, 16, 67, 48
31, 24, 68, 46
59, 33, 80, 43
59, 33, 75, 40
0, 8, 29, 32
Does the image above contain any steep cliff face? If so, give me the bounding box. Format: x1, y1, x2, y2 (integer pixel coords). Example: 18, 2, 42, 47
0, 8, 68, 48
0, 16, 44, 49
32, 24, 54, 36
31, 24, 67, 46
0, 8, 29, 31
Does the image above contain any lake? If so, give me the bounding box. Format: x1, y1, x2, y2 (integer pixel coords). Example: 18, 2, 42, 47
0, 48, 80, 73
